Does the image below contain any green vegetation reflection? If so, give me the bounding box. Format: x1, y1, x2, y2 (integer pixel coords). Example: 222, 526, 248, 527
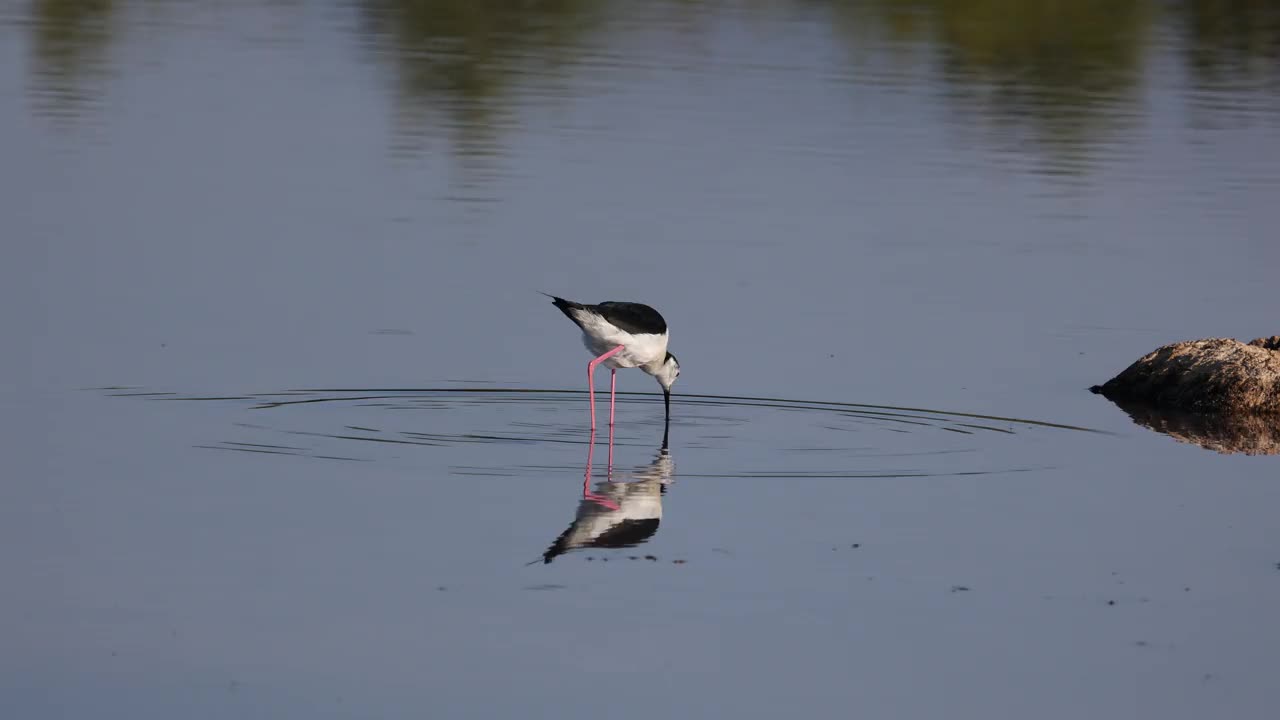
20, 0, 1280, 172
1178, 0, 1280, 90
27, 0, 117, 120
818, 0, 1154, 172
355, 0, 608, 159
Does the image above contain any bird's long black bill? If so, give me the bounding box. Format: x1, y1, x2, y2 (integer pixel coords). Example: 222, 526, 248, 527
662, 389, 671, 450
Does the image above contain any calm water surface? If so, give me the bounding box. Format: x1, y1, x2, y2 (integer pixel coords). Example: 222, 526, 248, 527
4, 2, 1279, 718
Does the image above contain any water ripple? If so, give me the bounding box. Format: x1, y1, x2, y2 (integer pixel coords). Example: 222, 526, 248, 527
104, 386, 1105, 480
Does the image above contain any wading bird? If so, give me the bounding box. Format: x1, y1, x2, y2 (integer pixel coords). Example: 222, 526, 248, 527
544, 294, 680, 431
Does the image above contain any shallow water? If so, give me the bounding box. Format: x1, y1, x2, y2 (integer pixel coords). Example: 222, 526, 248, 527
4, 1, 1280, 718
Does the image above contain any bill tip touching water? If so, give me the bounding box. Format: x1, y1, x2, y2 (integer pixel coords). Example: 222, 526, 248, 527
542, 292, 680, 433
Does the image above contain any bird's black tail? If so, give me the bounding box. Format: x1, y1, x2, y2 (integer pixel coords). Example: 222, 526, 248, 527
541, 292, 586, 324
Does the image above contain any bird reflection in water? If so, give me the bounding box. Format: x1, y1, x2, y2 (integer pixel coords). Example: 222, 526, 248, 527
538, 432, 675, 564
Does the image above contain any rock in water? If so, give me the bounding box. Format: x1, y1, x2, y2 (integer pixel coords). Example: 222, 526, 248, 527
1091, 337, 1280, 415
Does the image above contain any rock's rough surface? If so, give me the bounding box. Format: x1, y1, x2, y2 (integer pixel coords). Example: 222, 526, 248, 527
1091, 337, 1280, 415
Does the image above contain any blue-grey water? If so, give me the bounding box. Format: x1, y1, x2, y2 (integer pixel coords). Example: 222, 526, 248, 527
4, 2, 1279, 718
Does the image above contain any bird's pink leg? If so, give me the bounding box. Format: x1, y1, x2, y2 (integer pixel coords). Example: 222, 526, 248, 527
586, 345, 624, 431
610, 369, 617, 427
608, 415, 615, 473
582, 429, 618, 510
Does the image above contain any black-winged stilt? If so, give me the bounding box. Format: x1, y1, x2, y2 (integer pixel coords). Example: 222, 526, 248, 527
540, 446, 674, 564
543, 294, 680, 430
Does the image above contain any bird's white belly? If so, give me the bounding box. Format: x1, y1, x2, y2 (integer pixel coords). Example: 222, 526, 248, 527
580, 328, 667, 369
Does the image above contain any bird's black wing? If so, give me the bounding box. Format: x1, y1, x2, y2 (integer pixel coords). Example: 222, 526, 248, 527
596, 302, 667, 335
591, 518, 662, 548
541, 518, 662, 564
